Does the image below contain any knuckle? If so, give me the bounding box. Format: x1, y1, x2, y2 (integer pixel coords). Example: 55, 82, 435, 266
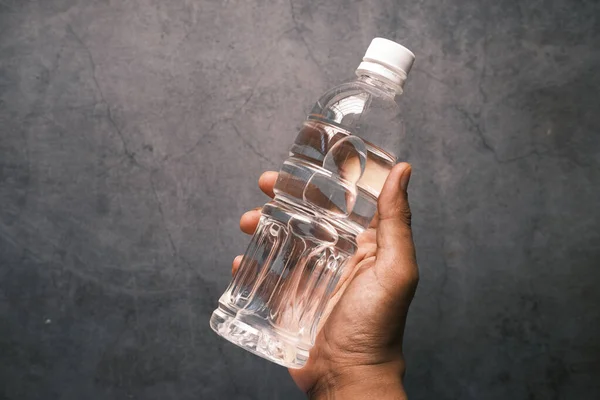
400, 208, 412, 227
379, 201, 412, 228
407, 269, 419, 287
397, 268, 419, 292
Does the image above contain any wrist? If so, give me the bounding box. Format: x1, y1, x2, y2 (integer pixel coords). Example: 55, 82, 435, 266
307, 360, 407, 400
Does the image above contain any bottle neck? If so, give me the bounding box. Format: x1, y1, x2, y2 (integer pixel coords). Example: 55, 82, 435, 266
355, 62, 407, 96
356, 74, 402, 98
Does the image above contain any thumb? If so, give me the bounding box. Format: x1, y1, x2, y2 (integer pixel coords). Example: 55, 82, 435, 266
375, 162, 418, 292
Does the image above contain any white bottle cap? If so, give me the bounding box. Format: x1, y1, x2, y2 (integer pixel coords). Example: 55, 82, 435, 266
355, 38, 415, 92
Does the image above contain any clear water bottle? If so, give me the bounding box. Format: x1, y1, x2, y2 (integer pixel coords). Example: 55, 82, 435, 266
210, 38, 415, 368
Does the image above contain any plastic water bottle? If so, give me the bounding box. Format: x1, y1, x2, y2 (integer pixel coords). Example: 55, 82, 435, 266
210, 38, 415, 368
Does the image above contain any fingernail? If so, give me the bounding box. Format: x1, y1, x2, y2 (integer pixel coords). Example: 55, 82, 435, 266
400, 164, 412, 192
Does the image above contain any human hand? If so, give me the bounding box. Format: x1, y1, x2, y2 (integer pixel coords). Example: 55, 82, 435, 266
235, 163, 418, 399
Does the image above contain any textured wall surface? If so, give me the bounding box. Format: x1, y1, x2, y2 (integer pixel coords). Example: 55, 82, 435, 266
1, 1, 599, 399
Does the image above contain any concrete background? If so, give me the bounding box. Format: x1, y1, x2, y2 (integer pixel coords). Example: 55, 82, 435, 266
1, 0, 599, 399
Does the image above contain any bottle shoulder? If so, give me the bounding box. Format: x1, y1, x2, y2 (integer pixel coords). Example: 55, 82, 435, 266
308, 79, 405, 142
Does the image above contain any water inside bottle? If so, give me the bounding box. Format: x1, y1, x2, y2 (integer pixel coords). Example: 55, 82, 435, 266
210, 118, 395, 368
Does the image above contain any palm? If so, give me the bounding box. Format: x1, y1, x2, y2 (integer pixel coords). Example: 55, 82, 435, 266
289, 227, 409, 391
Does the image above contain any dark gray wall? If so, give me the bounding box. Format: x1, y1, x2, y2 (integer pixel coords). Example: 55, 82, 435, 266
1, 1, 599, 399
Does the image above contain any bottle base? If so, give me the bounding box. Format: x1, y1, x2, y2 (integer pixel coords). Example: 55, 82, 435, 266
210, 306, 309, 369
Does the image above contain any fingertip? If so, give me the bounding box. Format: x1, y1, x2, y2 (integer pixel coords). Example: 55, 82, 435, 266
258, 171, 278, 198
232, 255, 243, 276
392, 162, 411, 190
259, 170, 278, 180
399, 163, 412, 192
239, 210, 261, 234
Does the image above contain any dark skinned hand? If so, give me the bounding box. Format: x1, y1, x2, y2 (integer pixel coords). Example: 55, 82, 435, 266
234, 163, 418, 399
